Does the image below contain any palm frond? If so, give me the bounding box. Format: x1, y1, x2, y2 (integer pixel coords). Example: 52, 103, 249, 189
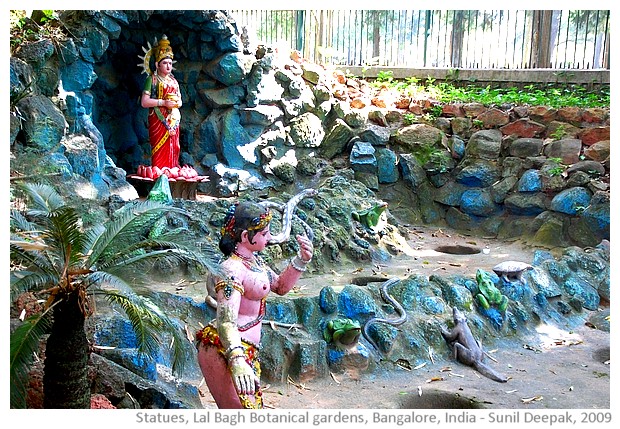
10, 270, 59, 302
10, 208, 36, 232
10, 238, 55, 272
10, 306, 54, 409
44, 206, 87, 268
87, 200, 183, 266
86, 270, 136, 295
81, 223, 106, 256
98, 290, 164, 357
101, 236, 223, 274
93, 286, 192, 376
140, 299, 193, 376
10, 239, 49, 251
15, 182, 65, 214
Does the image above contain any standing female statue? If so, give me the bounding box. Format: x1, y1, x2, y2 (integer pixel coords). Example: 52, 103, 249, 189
139, 35, 183, 170
195, 201, 313, 408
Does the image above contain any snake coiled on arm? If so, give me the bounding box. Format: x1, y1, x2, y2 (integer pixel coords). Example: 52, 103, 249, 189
362, 277, 407, 353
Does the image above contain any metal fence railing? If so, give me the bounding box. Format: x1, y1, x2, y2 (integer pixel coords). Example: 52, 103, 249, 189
228, 10, 610, 70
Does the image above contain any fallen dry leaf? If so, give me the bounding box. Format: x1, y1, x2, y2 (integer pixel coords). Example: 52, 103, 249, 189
287, 375, 310, 391
521, 395, 543, 403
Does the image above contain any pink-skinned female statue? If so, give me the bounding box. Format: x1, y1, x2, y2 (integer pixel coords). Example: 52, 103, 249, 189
195, 201, 313, 408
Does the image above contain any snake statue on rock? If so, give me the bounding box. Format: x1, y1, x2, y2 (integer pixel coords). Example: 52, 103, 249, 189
205, 189, 317, 308
260, 188, 318, 245
362, 277, 407, 353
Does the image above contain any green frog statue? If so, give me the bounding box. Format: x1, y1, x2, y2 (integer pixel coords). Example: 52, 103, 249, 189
475, 269, 509, 312
323, 318, 362, 348
352, 202, 388, 232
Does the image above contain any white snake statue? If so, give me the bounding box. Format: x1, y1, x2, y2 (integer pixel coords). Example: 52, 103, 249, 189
362, 277, 408, 353
260, 188, 317, 245
205, 189, 317, 308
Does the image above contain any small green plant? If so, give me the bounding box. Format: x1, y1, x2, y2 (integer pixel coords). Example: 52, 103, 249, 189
430, 104, 443, 118
547, 158, 565, 176
472, 119, 484, 128
445, 68, 460, 82
403, 112, 416, 126
427, 150, 452, 173
550, 125, 567, 140
376, 70, 394, 84
548, 166, 564, 176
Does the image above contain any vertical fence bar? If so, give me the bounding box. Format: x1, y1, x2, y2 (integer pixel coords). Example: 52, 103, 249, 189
572, 11, 581, 68
592, 10, 601, 68
521, 10, 529, 68
583, 11, 591, 68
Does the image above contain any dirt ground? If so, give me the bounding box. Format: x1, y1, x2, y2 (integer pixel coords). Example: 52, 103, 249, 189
195, 321, 610, 409
161, 224, 611, 410
257, 324, 610, 410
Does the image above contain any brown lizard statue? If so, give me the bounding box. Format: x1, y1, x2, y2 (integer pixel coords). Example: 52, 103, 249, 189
441, 307, 509, 383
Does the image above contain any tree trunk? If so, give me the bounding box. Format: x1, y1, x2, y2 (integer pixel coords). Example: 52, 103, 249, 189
43, 293, 90, 408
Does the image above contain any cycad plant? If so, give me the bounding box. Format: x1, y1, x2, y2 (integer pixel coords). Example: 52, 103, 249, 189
10, 183, 220, 408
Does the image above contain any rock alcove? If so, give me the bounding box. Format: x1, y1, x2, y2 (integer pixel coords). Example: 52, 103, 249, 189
84, 10, 250, 178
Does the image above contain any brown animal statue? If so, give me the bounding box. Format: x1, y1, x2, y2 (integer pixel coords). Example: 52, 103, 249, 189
441, 307, 508, 383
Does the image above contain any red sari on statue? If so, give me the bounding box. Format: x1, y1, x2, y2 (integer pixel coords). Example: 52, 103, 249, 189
144, 73, 182, 169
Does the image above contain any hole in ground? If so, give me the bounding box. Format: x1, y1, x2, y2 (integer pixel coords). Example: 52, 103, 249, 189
399, 389, 487, 409
434, 245, 481, 255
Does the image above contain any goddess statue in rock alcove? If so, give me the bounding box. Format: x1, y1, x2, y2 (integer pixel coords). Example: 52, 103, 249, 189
138, 35, 183, 170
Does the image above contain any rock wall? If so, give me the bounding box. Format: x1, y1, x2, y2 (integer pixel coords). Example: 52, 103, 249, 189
10, 10, 609, 248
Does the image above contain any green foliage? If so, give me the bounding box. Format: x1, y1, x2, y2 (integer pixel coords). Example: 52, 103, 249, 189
433, 82, 609, 108
369, 70, 609, 109
10, 10, 65, 55
10, 308, 54, 408
548, 167, 565, 177
403, 112, 416, 126
422, 104, 444, 123
9, 182, 222, 408
375, 70, 394, 84
411, 143, 451, 173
